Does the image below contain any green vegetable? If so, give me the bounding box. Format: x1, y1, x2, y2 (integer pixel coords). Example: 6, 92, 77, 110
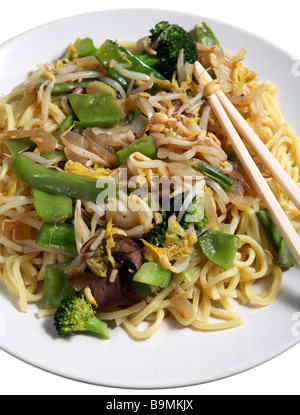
125, 272, 153, 295
38, 79, 98, 96
33, 189, 73, 223
199, 230, 240, 270
95, 40, 166, 90
35, 223, 77, 255
5, 137, 36, 156
146, 221, 167, 247
57, 112, 76, 132
194, 23, 223, 52
54, 294, 109, 339
180, 196, 208, 231
164, 193, 208, 232
136, 21, 198, 80
86, 80, 117, 97
41, 150, 67, 161
194, 161, 234, 192
117, 136, 157, 166
167, 193, 184, 216
256, 209, 294, 268
180, 269, 193, 281
12, 153, 115, 203
74, 37, 98, 57
133, 262, 172, 288
67, 93, 123, 128
42, 262, 76, 310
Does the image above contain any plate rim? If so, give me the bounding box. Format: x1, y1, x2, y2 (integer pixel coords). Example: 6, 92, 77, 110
0, 8, 300, 390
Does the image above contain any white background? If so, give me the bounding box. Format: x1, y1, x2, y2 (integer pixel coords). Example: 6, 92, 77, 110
0, 0, 300, 396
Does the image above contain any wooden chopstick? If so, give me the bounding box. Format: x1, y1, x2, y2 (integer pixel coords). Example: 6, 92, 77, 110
194, 61, 300, 266
216, 84, 300, 211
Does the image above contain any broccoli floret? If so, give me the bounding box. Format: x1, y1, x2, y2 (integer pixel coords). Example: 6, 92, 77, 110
146, 193, 182, 247
54, 294, 109, 339
180, 196, 208, 231
194, 211, 209, 232
136, 21, 198, 79
146, 194, 208, 247
146, 221, 168, 247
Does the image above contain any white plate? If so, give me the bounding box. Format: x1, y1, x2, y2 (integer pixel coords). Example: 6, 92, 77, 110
0, 9, 299, 389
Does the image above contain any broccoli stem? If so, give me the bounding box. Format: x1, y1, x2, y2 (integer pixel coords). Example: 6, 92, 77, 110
85, 316, 110, 339
54, 294, 110, 339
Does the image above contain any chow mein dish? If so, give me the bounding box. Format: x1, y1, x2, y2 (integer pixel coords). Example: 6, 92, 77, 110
0, 21, 299, 340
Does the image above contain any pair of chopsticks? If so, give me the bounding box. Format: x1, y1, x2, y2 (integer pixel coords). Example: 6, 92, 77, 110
194, 61, 300, 266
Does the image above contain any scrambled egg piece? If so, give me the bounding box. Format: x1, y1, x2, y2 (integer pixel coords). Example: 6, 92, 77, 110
86, 246, 108, 278
105, 215, 119, 268
204, 184, 214, 198
66, 43, 79, 60
65, 160, 111, 178
142, 214, 198, 265
163, 214, 198, 261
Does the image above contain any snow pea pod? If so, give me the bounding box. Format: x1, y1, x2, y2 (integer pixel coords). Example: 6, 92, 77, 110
194, 161, 234, 192
36, 79, 98, 96
180, 269, 193, 281
57, 112, 77, 132
67, 93, 123, 128
194, 23, 223, 52
12, 153, 116, 203
33, 189, 73, 223
256, 209, 294, 268
41, 150, 67, 162
35, 223, 77, 255
117, 136, 157, 165
95, 40, 166, 90
42, 262, 76, 310
52, 79, 98, 95
199, 230, 240, 270
74, 37, 98, 57
5, 137, 36, 156
133, 262, 171, 288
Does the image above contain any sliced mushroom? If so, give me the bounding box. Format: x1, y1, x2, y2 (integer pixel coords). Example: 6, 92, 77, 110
86, 270, 125, 311
111, 234, 143, 274
80, 236, 99, 258
67, 270, 88, 292
68, 234, 143, 311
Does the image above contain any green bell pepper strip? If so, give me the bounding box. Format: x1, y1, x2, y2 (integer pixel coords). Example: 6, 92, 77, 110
35, 223, 77, 255
57, 112, 77, 132
194, 161, 234, 192
117, 136, 157, 166
42, 262, 76, 309
74, 37, 98, 57
11, 153, 116, 203
4, 137, 36, 156
194, 23, 223, 52
199, 230, 240, 270
95, 40, 166, 90
33, 189, 73, 223
68, 93, 123, 128
256, 210, 294, 268
133, 262, 172, 288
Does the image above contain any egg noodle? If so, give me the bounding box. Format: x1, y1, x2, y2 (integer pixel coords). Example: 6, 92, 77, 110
0, 26, 299, 340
